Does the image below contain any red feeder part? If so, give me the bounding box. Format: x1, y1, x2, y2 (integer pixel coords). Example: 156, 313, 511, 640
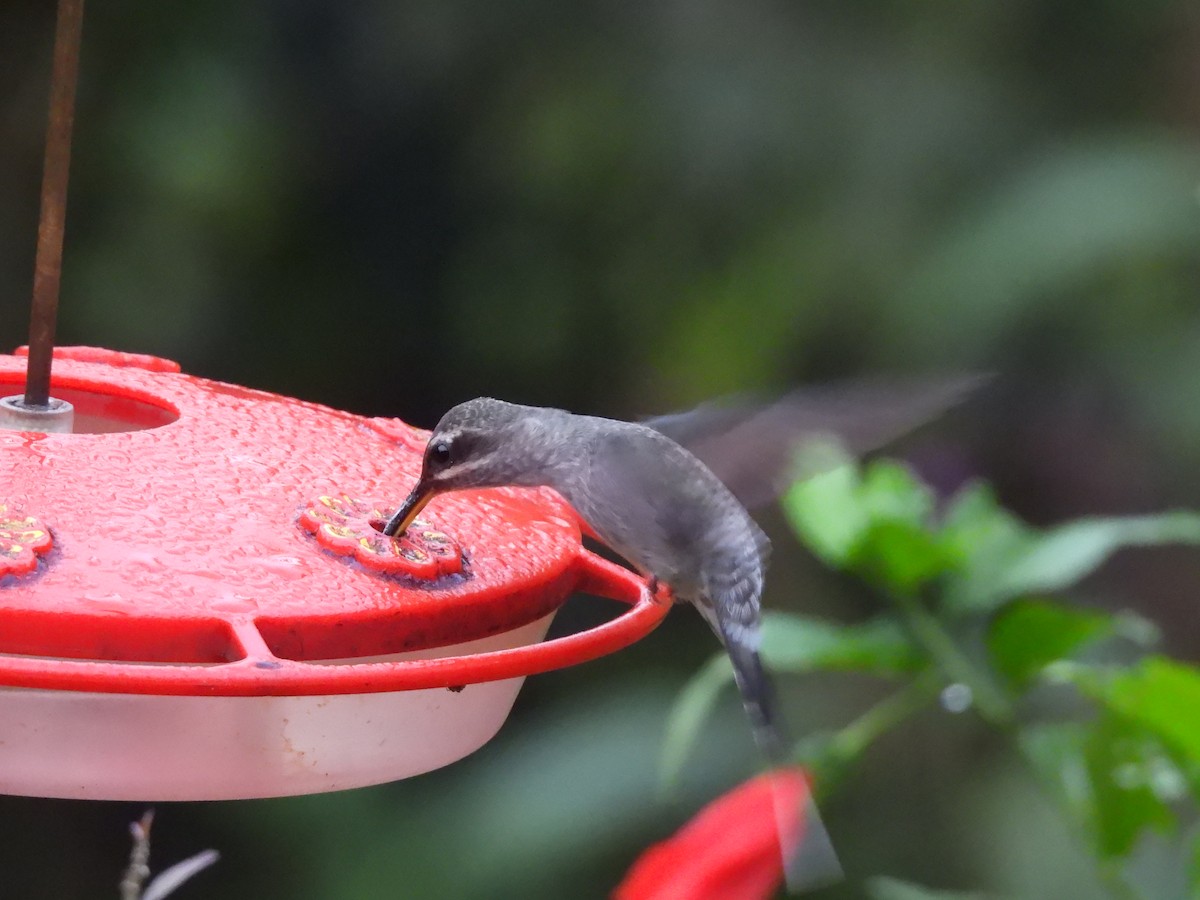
0, 346, 668, 801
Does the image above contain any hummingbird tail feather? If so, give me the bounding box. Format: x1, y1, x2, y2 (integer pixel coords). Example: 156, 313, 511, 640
709, 611, 843, 894
721, 626, 788, 766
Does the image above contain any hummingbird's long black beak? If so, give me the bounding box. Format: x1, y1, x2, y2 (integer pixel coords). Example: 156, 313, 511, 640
382, 482, 435, 537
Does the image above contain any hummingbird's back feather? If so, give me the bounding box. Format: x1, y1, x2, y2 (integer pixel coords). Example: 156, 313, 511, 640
556, 420, 768, 588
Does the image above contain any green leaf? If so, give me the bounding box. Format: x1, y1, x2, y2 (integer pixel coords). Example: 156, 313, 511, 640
785, 454, 950, 593
783, 454, 868, 567
987, 599, 1114, 689
856, 520, 949, 596
658, 613, 920, 786
936, 482, 1011, 549
1083, 714, 1177, 857
858, 460, 936, 526
942, 499, 1200, 614
1020, 719, 1178, 860
867, 876, 990, 900
1090, 656, 1200, 767
1020, 723, 1093, 825
938, 484, 1032, 612
761, 613, 922, 676
988, 513, 1200, 602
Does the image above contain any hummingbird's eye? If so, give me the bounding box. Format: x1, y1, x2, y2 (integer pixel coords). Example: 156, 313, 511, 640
429, 440, 452, 467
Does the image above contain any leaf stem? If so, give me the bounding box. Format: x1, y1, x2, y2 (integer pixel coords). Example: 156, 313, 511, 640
827, 675, 939, 764
890, 590, 1014, 726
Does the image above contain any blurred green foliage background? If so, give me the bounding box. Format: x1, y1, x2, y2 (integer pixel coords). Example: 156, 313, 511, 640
2, 1, 1200, 897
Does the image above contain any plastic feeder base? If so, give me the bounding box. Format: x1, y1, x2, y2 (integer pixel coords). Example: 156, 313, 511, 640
0, 615, 553, 801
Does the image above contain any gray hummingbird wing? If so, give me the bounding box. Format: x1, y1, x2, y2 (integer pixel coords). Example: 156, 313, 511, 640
644, 375, 987, 509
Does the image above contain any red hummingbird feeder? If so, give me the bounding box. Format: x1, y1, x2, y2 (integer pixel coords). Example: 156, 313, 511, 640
0, 346, 668, 800
0, 0, 669, 802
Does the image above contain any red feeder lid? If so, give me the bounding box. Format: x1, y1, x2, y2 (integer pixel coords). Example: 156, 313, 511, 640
0, 346, 668, 697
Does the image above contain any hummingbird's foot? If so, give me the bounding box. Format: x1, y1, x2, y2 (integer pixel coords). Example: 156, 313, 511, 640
646, 575, 660, 597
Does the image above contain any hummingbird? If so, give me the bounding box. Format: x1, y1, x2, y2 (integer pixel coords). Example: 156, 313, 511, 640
382, 378, 979, 768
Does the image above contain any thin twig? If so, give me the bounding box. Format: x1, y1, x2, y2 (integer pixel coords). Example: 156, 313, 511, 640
827, 675, 940, 765
119, 810, 154, 900
117, 809, 220, 900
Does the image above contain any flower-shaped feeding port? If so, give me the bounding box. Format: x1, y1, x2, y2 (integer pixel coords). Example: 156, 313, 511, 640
0, 346, 670, 802
0, 505, 53, 579
298, 494, 462, 578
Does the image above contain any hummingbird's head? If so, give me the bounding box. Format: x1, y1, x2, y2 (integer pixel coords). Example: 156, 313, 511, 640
381, 398, 552, 537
